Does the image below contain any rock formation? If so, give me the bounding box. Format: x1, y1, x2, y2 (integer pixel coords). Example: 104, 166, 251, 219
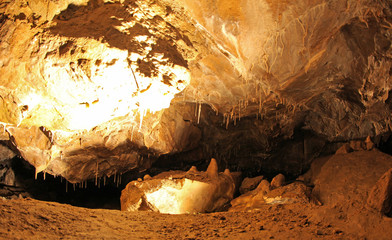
120, 158, 236, 214
367, 168, 392, 215
230, 177, 312, 212
312, 150, 392, 207
1, 0, 392, 184
239, 175, 264, 194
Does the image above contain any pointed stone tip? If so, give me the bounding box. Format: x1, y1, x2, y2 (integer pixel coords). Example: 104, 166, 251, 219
224, 168, 231, 175
207, 158, 218, 179
187, 166, 198, 173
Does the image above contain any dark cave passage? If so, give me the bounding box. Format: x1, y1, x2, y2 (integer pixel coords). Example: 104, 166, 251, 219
1, 156, 124, 210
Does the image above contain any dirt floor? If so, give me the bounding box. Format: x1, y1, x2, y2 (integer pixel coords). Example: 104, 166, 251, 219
0, 195, 390, 239
0, 198, 359, 240
1, 150, 392, 240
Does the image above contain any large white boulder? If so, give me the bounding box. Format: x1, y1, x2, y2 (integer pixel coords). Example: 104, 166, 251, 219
120, 158, 235, 214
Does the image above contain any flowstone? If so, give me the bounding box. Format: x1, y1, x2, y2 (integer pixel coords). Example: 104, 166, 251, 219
120, 158, 236, 214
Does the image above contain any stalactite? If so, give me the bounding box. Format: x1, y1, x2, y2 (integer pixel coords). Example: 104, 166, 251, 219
197, 103, 202, 124
131, 125, 135, 141
95, 162, 98, 186
139, 109, 146, 130
104, 175, 106, 186
239, 103, 241, 121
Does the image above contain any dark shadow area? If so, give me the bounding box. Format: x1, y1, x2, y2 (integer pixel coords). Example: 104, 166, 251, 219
378, 132, 392, 156
1, 156, 125, 210
151, 103, 331, 183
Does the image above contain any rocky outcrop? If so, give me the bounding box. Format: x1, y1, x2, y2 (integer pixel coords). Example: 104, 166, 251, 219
120, 158, 235, 214
230, 177, 311, 212
312, 150, 392, 207
239, 176, 264, 194
1, 0, 392, 182
367, 168, 392, 215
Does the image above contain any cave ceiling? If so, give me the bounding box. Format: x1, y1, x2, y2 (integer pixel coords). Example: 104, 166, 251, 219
1, 0, 392, 182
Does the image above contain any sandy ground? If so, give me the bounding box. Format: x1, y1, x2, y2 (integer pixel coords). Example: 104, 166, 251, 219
0, 197, 376, 240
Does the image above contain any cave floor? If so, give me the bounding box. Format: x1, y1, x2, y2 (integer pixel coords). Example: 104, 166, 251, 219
1, 197, 387, 240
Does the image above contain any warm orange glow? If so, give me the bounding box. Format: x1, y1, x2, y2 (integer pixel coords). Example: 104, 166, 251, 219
34, 38, 191, 131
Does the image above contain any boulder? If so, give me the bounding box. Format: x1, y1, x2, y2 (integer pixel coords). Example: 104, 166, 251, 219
120, 158, 235, 214
271, 173, 285, 189
312, 150, 392, 207
230, 180, 311, 212
239, 176, 264, 194
367, 168, 392, 215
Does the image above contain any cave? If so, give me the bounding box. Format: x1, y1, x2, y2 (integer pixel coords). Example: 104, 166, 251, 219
1, 0, 392, 239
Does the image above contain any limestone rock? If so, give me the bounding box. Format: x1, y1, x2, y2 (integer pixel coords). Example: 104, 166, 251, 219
312, 150, 392, 207
365, 136, 374, 151
120, 159, 235, 214
335, 144, 352, 155
143, 174, 151, 181
367, 168, 392, 215
350, 140, 365, 151
239, 176, 264, 194
230, 181, 311, 212
0, 124, 9, 141
336, 137, 375, 155
206, 158, 219, 179
256, 180, 271, 195
271, 174, 285, 189
0, 145, 15, 162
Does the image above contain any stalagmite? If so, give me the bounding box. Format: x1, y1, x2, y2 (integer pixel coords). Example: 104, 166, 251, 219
187, 166, 198, 173
206, 158, 219, 179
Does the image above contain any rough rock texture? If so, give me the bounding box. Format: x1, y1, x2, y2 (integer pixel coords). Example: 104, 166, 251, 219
270, 173, 285, 189
230, 179, 311, 212
120, 159, 235, 214
367, 168, 392, 215
312, 150, 392, 207
2, 0, 392, 182
239, 175, 263, 194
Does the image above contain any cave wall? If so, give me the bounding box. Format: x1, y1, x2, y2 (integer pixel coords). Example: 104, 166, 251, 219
1, 0, 392, 182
